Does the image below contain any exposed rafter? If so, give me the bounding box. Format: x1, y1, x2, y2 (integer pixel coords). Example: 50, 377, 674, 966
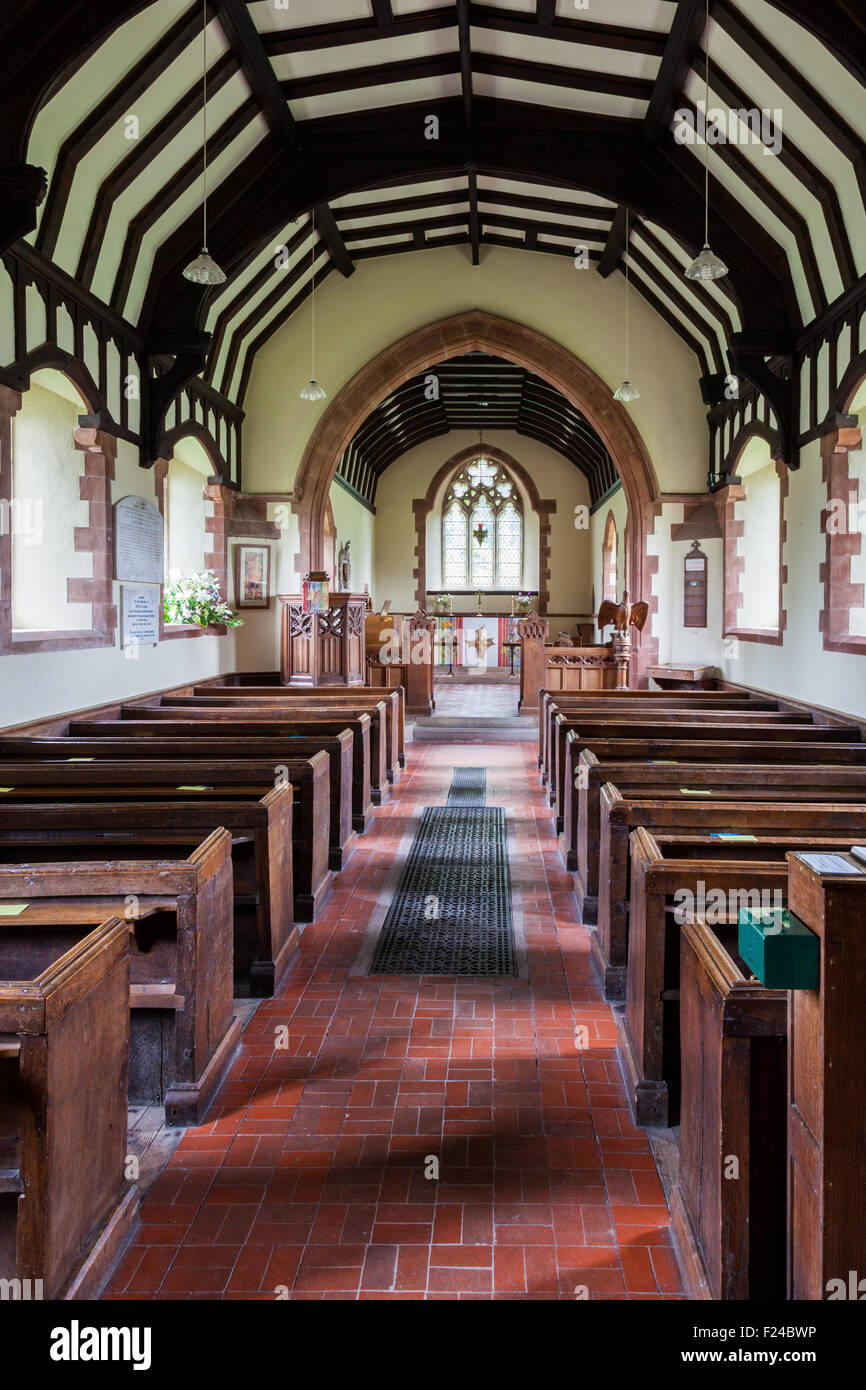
212, 0, 353, 281
597, 206, 628, 279
457, 0, 473, 130
641, 0, 706, 146
337, 353, 618, 506
468, 167, 480, 266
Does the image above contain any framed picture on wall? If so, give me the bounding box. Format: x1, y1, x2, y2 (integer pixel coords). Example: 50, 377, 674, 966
236, 543, 271, 609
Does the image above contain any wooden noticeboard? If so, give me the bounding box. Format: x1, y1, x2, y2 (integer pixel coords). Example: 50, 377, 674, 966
683, 541, 707, 628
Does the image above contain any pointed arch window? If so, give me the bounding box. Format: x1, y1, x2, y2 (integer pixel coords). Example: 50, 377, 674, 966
441, 457, 523, 589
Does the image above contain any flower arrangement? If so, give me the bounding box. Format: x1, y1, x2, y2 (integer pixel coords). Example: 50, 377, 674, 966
515, 591, 532, 615
434, 593, 452, 613
164, 569, 244, 629
473, 522, 488, 546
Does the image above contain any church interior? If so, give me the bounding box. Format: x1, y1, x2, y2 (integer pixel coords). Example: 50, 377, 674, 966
1, 0, 865, 1338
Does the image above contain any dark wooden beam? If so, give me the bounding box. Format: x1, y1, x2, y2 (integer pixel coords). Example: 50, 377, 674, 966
597, 205, 627, 277
142, 96, 792, 348
621, 262, 711, 377
634, 221, 734, 342
713, 0, 866, 215
676, 93, 826, 318
314, 204, 355, 278
472, 53, 654, 102
214, 0, 354, 288
762, 0, 866, 88
77, 51, 239, 289
263, 9, 456, 56
0, 0, 158, 164
371, 0, 394, 23
629, 242, 725, 372
36, 3, 205, 260
457, 0, 473, 130
471, 4, 666, 57
706, 52, 856, 291
641, 0, 705, 146
536, 0, 556, 23
214, 0, 296, 144
468, 168, 480, 265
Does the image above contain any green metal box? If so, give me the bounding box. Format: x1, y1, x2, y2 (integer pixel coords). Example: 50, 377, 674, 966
737, 907, 819, 990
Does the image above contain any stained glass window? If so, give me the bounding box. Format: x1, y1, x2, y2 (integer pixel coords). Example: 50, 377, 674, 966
443, 501, 468, 587
470, 498, 495, 587
496, 502, 522, 587
441, 457, 523, 590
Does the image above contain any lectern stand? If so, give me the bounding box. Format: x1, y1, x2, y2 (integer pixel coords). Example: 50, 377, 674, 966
278, 592, 367, 686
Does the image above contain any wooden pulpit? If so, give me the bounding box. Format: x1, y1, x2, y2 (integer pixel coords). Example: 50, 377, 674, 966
278, 592, 368, 686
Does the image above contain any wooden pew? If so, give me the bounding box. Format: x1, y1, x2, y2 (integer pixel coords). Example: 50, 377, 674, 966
192, 683, 406, 776
0, 791, 295, 998
620, 827, 857, 1127
674, 911, 788, 1300
595, 787, 866, 998
550, 712, 846, 832
0, 830, 240, 1125
538, 689, 783, 786
786, 850, 866, 1300
0, 917, 139, 1298
0, 733, 356, 870
75, 713, 377, 830
0, 753, 333, 922
564, 737, 866, 895
158, 696, 395, 805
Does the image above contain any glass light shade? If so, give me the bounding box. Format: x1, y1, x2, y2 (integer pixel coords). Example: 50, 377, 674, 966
613, 379, 640, 402
182, 248, 227, 285
300, 378, 327, 401
685, 243, 729, 281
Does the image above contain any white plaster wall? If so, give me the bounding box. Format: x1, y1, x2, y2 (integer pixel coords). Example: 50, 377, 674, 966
720, 438, 866, 719
590, 485, 628, 638
329, 482, 374, 596
11, 381, 91, 631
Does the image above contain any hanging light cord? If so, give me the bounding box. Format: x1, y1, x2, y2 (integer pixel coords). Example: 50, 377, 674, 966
310, 221, 317, 377
624, 209, 630, 379
201, 0, 209, 248
703, 0, 709, 245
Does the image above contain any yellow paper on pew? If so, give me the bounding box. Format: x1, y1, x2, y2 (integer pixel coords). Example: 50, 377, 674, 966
680, 788, 713, 795
0, 788, 13, 793
0, 904, 28, 916
67, 757, 95, 762
716, 833, 758, 842
177, 785, 212, 791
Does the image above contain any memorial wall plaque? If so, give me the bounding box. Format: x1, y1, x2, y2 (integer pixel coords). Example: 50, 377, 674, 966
114, 495, 164, 584
121, 583, 161, 648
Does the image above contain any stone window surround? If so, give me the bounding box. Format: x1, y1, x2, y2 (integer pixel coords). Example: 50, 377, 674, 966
714, 457, 789, 648
0, 382, 117, 656
818, 418, 865, 656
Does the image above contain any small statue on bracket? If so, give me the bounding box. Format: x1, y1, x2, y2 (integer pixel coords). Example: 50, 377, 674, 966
337, 540, 351, 592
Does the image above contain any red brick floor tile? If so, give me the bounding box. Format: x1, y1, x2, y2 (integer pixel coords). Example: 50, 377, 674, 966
111, 737, 681, 1303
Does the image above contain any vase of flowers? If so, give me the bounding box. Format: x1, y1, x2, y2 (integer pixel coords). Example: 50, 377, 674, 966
515, 591, 532, 616
164, 569, 244, 630
434, 593, 451, 615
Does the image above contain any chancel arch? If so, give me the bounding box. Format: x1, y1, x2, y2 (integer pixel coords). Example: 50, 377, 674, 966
293, 311, 659, 677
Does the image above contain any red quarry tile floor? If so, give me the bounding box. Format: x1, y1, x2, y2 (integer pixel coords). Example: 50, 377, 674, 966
104, 740, 684, 1302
